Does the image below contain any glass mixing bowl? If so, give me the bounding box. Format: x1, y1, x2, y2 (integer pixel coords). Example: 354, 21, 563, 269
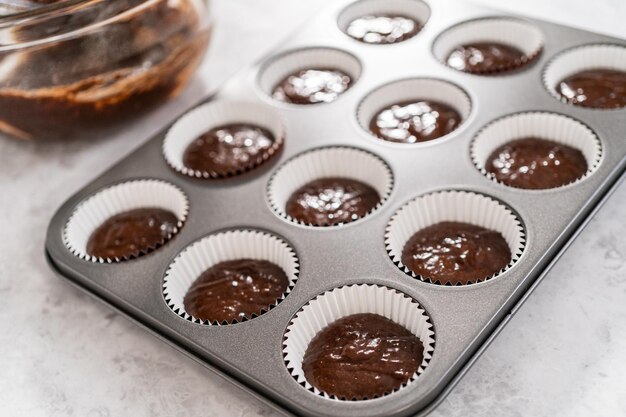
0, 0, 211, 140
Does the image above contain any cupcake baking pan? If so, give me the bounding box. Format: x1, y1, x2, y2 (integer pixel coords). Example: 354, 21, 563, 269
45, 0, 626, 415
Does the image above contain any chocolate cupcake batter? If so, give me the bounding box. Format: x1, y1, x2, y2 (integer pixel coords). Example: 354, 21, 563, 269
302, 313, 423, 400
346, 15, 420, 45
183, 123, 279, 176
446, 42, 527, 73
285, 177, 380, 226
556, 69, 626, 109
183, 259, 289, 323
87, 208, 178, 259
272, 69, 352, 105
370, 100, 462, 143
401, 221, 511, 285
485, 137, 588, 189
0, 0, 208, 140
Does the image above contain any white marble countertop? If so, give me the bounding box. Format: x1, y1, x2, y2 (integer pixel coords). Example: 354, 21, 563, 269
1, 1, 625, 416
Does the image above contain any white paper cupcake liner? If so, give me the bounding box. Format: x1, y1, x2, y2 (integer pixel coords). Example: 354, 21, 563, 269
543, 44, 626, 109
433, 17, 544, 74
471, 112, 603, 189
267, 146, 394, 227
162, 101, 286, 179
63, 179, 189, 263
357, 78, 471, 142
257, 47, 362, 104
337, 0, 431, 43
283, 284, 435, 400
163, 229, 299, 325
385, 190, 525, 285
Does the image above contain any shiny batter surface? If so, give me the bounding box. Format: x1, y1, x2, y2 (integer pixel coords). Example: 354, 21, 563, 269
86, 208, 178, 259
485, 137, 588, 189
272, 69, 352, 105
346, 15, 420, 44
183, 259, 288, 323
370, 100, 461, 143
302, 313, 423, 400
446, 42, 527, 73
183, 123, 278, 176
401, 221, 511, 285
285, 177, 380, 226
556, 68, 626, 109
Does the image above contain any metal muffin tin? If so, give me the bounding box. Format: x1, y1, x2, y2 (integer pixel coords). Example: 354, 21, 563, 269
45, 0, 626, 415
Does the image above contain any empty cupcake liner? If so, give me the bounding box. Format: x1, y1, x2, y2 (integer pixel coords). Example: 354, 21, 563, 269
471, 112, 603, 189
163, 229, 299, 325
433, 17, 544, 74
385, 190, 525, 285
283, 283, 435, 400
257, 47, 362, 104
162, 101, 286, 179
543, 44, 626, 108
267, 146, 394, 227
337, 0, 431, 43
63, 179, 189, 263
357, 78, 472, 142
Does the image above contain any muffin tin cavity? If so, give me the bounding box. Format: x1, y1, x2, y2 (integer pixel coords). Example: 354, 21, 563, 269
257, 47, 362, 105
267, 147, 393, 227
543, 44, 626, 109
357, 78, 471, 144
471, 112, 602, 190
162, 101, 285, 179
433, 17, 544, 75
63, 179, 188, 263
283, 284, 435, 400
385, 190, 525, 285
337, 0, 431, 45
163, 230, 299, 325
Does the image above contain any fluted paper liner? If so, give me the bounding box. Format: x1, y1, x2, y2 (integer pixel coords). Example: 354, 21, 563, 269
471, 112, 602, 189
385, 190, 525, 285
433, 17, 544, 74
283, 284, 435, 400
63, 179, 189, 263
337, 0, 431, 43
257, 47, 361, 103
357, 78, 471, 141
543, 44, 626, 109
163, 229, 299, 325
267, 147, 393, 227
163, 101, 286, 179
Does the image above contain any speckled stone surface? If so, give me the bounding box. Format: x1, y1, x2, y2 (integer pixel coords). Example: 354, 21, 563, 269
0, 1, 625, 416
